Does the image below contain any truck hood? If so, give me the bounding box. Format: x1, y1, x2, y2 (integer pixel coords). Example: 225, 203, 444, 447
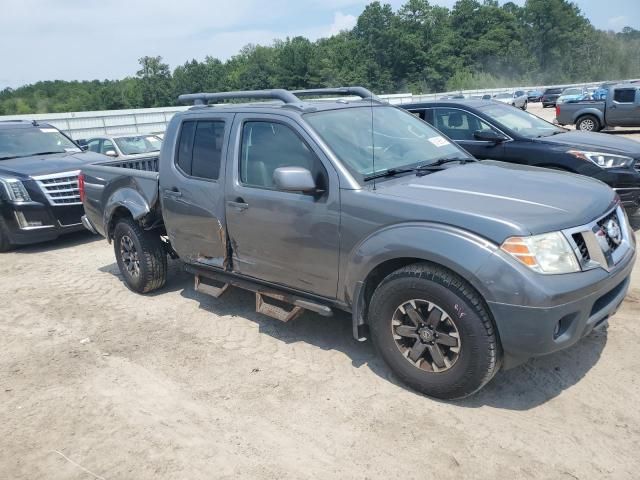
374, 161, 616, 242
0, 151, 107, 179
536, 131, 640, 157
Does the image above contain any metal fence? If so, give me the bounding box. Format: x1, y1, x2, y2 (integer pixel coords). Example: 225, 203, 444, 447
0, 79, 625, 139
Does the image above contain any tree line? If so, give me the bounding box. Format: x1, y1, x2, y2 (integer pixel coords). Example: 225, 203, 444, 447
1, 0, 639, 115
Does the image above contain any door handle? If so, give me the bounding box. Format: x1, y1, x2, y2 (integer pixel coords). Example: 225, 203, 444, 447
164, 188, 182, 198
227, 200, 249, 211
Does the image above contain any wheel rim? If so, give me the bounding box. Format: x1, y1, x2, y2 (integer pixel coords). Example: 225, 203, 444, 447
580, 119, 595, 131
391, 299, 461, 373
120, 235, 140, 278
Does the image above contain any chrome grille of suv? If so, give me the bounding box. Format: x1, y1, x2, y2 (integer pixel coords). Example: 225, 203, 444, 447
33, 170, 81, 206
635, 160, 640, 172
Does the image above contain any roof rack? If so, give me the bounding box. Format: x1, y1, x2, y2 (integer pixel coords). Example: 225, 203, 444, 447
292, 87, 377, 100
177, 86, 378, 106
178, 89, 300, 106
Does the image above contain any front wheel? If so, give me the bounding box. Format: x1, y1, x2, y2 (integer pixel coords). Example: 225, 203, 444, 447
113, 217, 167, 294
368, 263, 500, 399
522, 101, 528, 110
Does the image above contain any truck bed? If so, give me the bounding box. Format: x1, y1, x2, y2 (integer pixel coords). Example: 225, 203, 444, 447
81, 155, 161, 238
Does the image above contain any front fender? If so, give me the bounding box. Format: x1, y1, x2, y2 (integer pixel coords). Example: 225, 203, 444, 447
342, 222, 499, 305
103, 187, 151, 238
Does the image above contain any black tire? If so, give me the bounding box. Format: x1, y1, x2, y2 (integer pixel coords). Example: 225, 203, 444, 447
368, 263, 500, 399
522, 101, 528, 111
113, 217, 167, 294
576, 115, 600, 132
0, 216, 14, 252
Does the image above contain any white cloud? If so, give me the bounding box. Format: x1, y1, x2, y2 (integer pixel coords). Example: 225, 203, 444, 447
606, 15, 630, 31
326, 12, 358, 36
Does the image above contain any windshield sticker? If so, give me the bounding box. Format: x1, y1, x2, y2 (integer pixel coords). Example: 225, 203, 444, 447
428, 136, 450, 147
40, 128, 58, 133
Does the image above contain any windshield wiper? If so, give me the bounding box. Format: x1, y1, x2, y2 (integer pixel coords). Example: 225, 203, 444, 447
364, 157, 472, 181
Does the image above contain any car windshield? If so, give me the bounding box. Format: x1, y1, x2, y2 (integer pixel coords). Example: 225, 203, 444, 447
0, 127, 80, 160
304, 106, 470, 179
562, 88, 582, 95
546, 88, 562, 94
478, 103, 564, 138
114, 135, 161, 155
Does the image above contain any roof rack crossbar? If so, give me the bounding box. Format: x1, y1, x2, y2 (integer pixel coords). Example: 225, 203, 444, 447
178, 89, 300, 106
292, 87, 376, 100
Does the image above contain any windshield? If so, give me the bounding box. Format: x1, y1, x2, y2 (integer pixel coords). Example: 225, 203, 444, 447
114, 135, 162, 155
0, 127, 80, 160
304, 106, 469, 179
479, 103, 564, 138
562, 88, 582, 96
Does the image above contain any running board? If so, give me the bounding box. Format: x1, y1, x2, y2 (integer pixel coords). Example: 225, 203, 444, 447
256, 292, 303, 322
188, 266, 333, 321
194, 275, 229, 298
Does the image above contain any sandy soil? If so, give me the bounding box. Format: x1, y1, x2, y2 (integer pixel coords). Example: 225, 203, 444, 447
1, 115, 639, 479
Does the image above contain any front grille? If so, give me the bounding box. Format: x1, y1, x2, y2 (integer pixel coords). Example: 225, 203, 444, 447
635, 160, 640, 173
572, 233, 590, 262
33, 170, 81, 206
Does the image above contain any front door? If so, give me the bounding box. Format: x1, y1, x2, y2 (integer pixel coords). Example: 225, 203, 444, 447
431, 107, 505, 160
160, 113, 234, 268
225, 114, 340, 298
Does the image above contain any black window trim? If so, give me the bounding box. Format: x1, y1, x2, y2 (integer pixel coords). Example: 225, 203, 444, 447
237, 118, 329, 194
174, 118, 226, 183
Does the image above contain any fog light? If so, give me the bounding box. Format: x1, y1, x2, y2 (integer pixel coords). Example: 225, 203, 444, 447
553, 322, 561, 339
14, 212, 44, 229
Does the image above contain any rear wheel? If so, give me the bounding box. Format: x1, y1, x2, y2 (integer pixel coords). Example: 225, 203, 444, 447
113, 217, 167, 293
576, 115, 600, 132
368, 263, 500, 399
522, 101, 528, 110
0, 217, 14, 252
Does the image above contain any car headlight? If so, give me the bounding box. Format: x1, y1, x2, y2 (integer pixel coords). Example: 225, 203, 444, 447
0, 178, 31, 202
501, 232, 580, 274
567, 150, 634, 169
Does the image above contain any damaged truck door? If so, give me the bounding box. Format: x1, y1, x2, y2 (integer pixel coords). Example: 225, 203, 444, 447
224, 114, 341, 298
160, 115, 233, 267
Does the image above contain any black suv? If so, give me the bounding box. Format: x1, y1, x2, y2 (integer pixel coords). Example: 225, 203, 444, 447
0, 120, 106, 250
541, 87, 565, 108
402, 99, 640, 213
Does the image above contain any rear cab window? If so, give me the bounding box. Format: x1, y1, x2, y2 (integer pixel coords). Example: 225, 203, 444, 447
176, 120, 224, 180
613, 89, 637, 103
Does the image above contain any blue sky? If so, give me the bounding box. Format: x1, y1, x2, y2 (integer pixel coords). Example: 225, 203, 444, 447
1, 0, 638, 89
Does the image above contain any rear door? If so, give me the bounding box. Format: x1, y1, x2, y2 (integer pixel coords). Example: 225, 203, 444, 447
607, 88, 640, 127
224, 113, 340, 298
159, 113, 234, 268
430, 107, 505, 160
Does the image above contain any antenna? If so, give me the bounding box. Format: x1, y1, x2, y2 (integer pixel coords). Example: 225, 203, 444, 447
370, 93, 376, 191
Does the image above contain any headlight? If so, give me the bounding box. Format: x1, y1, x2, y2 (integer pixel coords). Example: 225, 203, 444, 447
567, 150, 634, 169
0, 178, 31, 202
501, 232, 580, 274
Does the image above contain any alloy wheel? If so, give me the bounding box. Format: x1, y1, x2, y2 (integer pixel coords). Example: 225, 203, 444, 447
120, 235, 140, 278
391, 299, 461, 373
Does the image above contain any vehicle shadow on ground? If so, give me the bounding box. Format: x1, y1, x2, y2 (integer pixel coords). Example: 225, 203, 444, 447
174, 274, 608, 411
8, 230, 100, 254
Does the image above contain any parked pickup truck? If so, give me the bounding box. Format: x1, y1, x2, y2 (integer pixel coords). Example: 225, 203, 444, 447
81, 87, 636, 399
0, 120, 108, 251
556, 84, 640, 131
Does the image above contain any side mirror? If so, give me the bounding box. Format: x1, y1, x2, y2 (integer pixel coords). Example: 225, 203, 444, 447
473, 130, 507, 143
104, 150, 118, 157
80, 145, 89, 151
273, 167, 317, 193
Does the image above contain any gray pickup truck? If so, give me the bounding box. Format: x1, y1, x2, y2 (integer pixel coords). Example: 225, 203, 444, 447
556, 84, 640, 131
80, 87, 636, 399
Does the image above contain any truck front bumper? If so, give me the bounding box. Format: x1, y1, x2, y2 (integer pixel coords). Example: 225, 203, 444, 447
1, 201, 86, 246
478, 234, 636, 369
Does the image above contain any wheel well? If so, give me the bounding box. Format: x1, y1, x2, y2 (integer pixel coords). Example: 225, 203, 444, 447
107, 207, 133, 241
362, 258, 428, 309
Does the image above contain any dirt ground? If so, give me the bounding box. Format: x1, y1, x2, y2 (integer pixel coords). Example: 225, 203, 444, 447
1, 111, 640, 480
